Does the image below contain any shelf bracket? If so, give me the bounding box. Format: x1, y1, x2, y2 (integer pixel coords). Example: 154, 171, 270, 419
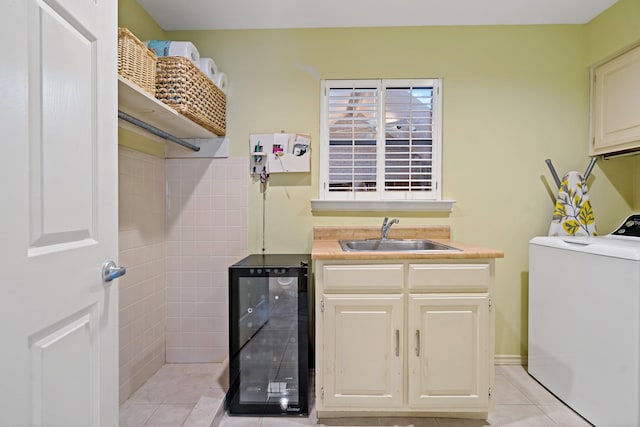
118, 110, 200, 152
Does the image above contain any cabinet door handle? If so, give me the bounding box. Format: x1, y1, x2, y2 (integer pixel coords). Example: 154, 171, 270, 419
395, 329, 399, 357
415, 330, 420, 357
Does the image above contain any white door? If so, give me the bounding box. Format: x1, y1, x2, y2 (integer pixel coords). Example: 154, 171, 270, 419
408, 294, 490, 409
0, 0, 119, 426
322, 294, 403, 408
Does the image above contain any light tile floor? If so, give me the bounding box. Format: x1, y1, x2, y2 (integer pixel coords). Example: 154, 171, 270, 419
120, 363, 228, 427
120, 364, 593, 427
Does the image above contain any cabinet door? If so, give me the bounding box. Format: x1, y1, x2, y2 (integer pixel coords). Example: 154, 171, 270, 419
322, 294, 403, 408
590, 44, 640, 155
408, 294, 490, 409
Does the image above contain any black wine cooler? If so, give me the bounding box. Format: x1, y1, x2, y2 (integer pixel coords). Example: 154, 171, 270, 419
228, 254, 310, 415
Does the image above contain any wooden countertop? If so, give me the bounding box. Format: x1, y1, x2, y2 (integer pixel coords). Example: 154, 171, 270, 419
312, 226, 504, 260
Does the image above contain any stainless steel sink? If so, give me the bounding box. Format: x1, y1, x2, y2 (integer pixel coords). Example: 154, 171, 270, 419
339, 238, 460, 252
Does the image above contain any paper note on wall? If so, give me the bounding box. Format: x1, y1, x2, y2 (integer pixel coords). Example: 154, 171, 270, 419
249, 133, 310, 174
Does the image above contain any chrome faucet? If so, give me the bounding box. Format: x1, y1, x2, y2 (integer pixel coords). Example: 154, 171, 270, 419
380, 217, 399, 240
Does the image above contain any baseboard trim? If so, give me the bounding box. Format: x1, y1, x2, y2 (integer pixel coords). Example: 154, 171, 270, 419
495, 355, 527, 366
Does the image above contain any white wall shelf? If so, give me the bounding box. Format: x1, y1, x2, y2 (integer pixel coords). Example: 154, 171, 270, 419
118, 76, 216, 140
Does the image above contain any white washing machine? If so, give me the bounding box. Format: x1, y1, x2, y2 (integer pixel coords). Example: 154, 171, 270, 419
529, 214, 640, 427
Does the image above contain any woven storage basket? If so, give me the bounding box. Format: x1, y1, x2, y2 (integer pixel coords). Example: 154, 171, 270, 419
117, 27, 157, 96
155, 56, 226, 136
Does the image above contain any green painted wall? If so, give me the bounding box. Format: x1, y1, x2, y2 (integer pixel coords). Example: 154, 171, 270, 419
123, 0, 640, 357
585, 0, 640, 64
118, 0, 165, 43
118, 0, 166, 157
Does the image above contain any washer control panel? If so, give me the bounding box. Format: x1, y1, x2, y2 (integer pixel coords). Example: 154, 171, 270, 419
610, 214, 640, 237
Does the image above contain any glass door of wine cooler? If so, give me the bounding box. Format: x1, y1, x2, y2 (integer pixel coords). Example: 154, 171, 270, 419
228, 254, 309, 416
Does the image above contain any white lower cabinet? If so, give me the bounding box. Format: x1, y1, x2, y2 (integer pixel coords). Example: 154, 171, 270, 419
315, 260, 494, 418
408, 294, 490, 410
322, 295, 403, 408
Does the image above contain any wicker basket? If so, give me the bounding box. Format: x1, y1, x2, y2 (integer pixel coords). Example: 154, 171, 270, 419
155, 56, 226, 136
118, 27, 157, 96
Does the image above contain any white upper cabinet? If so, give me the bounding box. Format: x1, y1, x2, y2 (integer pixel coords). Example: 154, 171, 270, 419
590, 44, 640, 156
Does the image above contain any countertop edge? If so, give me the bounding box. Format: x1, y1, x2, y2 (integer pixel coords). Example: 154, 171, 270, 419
311, 226, 504, 260
311, 239, 504, 260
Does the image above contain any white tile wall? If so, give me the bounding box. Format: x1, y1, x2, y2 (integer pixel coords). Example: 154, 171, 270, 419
118, 147, 167, 403
165, 157, 249, 363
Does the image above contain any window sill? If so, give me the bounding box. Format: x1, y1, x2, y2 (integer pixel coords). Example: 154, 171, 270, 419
310, 199, 456, 213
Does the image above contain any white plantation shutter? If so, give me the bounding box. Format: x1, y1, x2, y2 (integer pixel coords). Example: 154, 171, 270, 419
327, 85, 379, 194
321, 79, 441, 201
384, 85, 434, 194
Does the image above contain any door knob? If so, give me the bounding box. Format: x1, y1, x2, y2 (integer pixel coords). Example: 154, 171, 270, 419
102, 260, 126, 283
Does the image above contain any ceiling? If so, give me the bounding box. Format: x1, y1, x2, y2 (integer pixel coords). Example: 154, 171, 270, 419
137, 0, 618, 31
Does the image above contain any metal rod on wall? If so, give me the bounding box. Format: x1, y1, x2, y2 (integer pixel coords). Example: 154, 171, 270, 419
118, 110, 200, 152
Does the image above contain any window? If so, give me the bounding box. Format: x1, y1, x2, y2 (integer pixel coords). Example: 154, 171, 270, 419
319, 79, 442, 204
